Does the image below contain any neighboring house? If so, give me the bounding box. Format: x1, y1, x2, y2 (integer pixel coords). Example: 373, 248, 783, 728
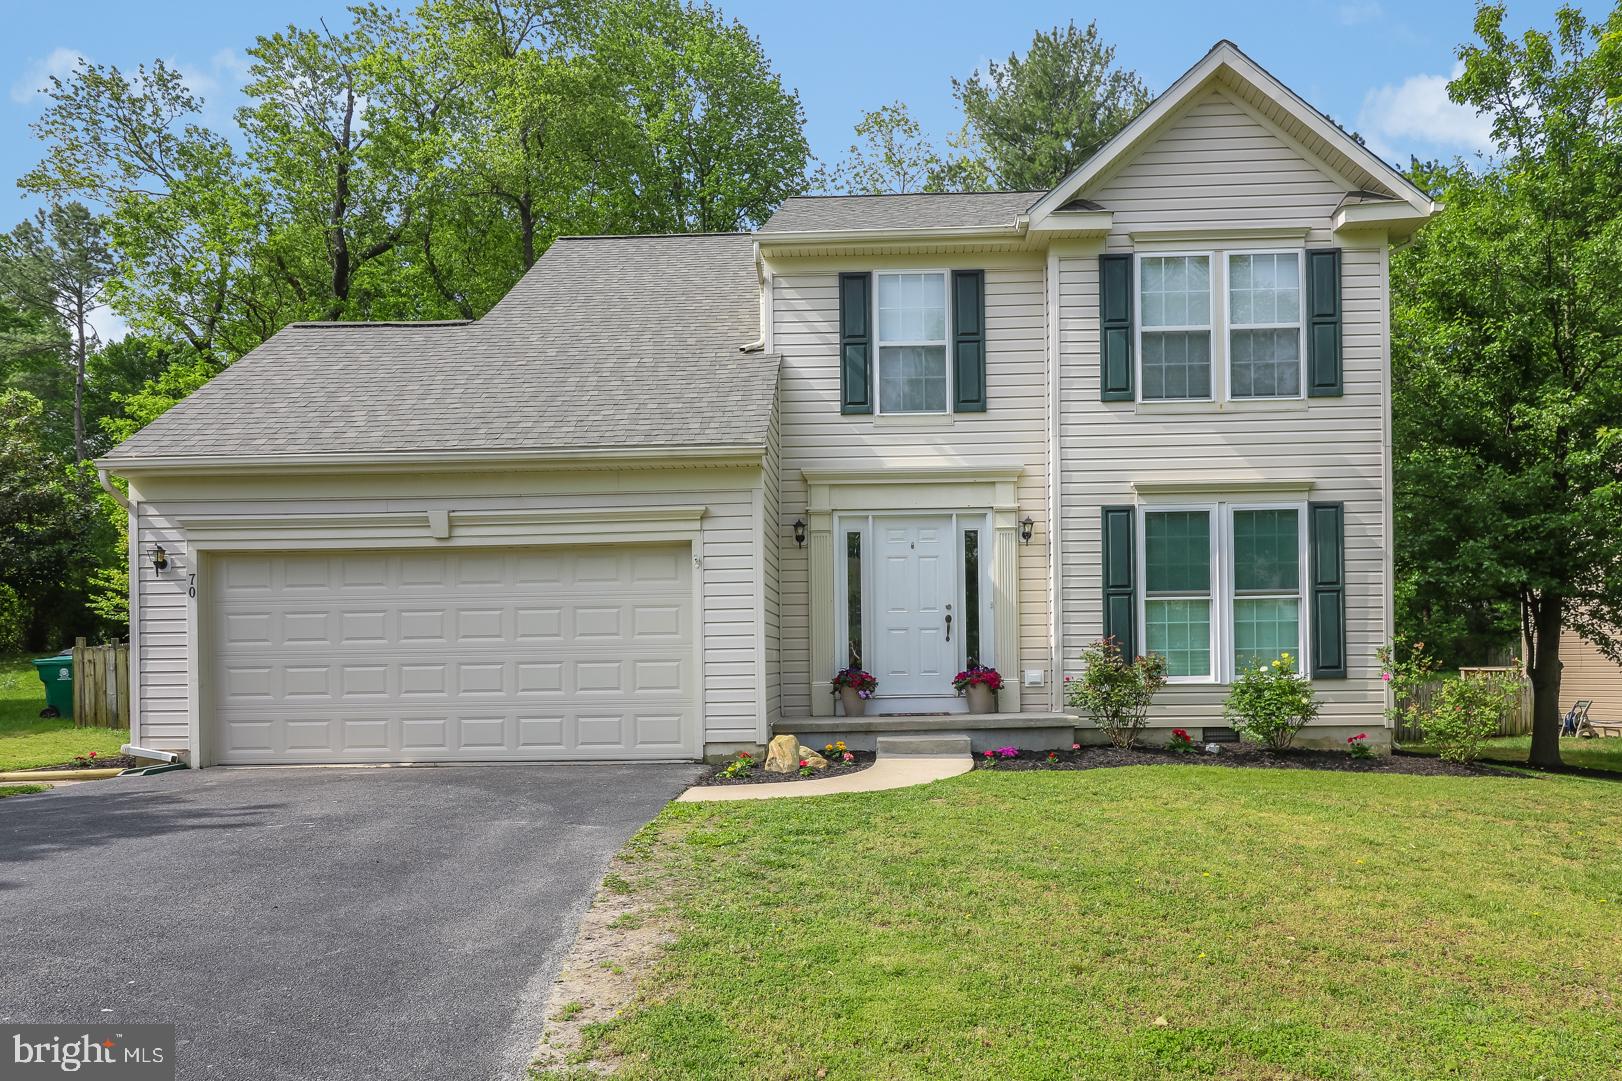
1553, 629, 1622, 723
96, 41, 1438, 765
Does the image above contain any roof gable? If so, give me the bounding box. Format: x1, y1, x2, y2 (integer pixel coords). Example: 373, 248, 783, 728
1028, 40, 1436, 228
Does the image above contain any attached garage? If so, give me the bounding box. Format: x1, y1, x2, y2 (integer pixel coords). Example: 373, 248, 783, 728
208, 544, 698, 764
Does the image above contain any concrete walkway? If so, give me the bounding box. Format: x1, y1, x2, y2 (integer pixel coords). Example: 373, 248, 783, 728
675, 754, 972, 802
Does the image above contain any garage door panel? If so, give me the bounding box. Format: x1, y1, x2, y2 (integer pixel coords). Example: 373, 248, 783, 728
210, 545, 696, 763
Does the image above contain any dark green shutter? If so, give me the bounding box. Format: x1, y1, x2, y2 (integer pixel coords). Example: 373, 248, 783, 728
1306, 249, 1342, 397
1099, 254, 1134, 401
1308, 501, 1346, 678
952, 269, 987, 412
1101, 506, 1137, 658
839, 272, 872, 414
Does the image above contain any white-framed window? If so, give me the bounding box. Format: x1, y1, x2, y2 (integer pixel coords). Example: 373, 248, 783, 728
875, 270, 949, 413
1137, 254, 1212, 401
1226, 251, 1304, 399
1137, 499, 1309, 683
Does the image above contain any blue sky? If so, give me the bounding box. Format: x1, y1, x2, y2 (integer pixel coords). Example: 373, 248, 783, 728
0, 0, 1575, 336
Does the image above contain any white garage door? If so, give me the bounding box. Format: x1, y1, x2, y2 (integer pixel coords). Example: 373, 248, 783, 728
209, 545, 696, 764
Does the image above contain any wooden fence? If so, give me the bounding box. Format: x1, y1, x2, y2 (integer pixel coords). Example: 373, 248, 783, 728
72, 637, 130, 730
1395, 667, 1533, 743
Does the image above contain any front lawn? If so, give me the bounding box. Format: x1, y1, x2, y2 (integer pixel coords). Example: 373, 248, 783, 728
571, 766, 1622, 1080
1463, 734, 1622, 775
0, 655, 128, 772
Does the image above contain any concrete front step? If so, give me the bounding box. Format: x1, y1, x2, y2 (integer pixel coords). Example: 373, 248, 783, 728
877, 734, 972, 757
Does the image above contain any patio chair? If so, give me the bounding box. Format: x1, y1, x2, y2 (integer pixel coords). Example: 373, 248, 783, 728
1562, 700, 1592, 736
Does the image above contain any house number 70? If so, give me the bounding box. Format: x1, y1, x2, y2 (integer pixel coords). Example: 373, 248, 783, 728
188, 573, 196, 598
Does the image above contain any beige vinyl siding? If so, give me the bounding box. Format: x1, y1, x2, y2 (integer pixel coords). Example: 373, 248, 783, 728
762, 386, 783, 726
1558, 629, 1622, 722
1057, 86, 1388, 728
771, 262, 1051, 715
1087, 89, 1352, 231
130, 468, 763, 754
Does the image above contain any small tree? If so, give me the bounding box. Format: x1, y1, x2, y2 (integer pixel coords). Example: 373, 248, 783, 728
1065, 637, 1167, 748
1224, 652, 1319, 750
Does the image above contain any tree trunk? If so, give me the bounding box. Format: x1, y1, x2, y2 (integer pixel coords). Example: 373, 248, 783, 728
73, 307, 87, 461
1527, 594, 1564, 768
518, 194, 536, 270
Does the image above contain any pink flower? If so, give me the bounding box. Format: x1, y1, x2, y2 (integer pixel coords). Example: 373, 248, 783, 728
1071, 743, 1080, 750
1381, 671, 1393, 682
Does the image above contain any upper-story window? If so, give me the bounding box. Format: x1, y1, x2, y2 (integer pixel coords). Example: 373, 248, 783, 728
876, 271, 948, 413
1132, 249, 1308, 402
1139, 255, 1211, 401
1227, 252, 1303, 398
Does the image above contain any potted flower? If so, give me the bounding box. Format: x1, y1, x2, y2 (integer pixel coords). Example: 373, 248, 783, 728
830, 667, 877, 716
952, 665, 1004, 714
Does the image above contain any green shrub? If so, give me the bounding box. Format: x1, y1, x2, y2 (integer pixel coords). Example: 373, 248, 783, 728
1425, 672, 1520, 763
1065, 638, 1168, 748
1224, 652, 1319, 750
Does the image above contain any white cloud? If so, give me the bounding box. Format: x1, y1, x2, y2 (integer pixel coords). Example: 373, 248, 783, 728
88, 306, 128, 346
1337, 2, 1383, 26
1356, 62, 1495, 163
10, 47, 86, 105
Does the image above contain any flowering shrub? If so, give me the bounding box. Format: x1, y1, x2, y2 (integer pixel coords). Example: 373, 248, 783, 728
1425, 671, 1520, 763
830, 668, 878, 699
717, 751, 753, 779
1346, 732, 1374, 759
1224, 652, 1319, 750
951, 665, 1004, 694
1377, 636, 1440, 732
69, 751, 100, 769
1065, 638, 1169, 748
1167, 728, 1196, 753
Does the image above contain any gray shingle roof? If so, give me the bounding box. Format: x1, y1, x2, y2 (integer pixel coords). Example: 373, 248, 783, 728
759, 190, 1045, 233
104, 233, 779, 463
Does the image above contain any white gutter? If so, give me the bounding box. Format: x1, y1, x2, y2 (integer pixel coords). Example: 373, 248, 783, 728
756, 223, 1029, 246
96, 443, 768, 477
742, 239, 767, 352
96, 468, 133, 511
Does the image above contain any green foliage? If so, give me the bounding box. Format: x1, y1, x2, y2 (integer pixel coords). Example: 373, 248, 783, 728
1425, 671, 1522, 764
1390, 3, 1622, 766
1223, 652, 1319, 751
812, 102, 965, 195
1376, 635, 1441, 733
1065, 637, 1168, 748
952, 20, 1149, 191
0, 391, 108, 650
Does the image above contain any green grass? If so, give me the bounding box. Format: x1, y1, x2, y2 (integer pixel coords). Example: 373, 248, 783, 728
0, 783, 48, 798
570, 767, 1622, 1080
0, 654, 127, 771
1468, 735, 1622, 774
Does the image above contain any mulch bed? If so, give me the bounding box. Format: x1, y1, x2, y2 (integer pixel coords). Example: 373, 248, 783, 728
971, 744, 1524, 779
25, 755, 140, 773
693, 750, 877, 787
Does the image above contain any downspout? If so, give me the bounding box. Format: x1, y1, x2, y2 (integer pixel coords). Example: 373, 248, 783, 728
741, 239, 767, 353
97, 468, 133, 512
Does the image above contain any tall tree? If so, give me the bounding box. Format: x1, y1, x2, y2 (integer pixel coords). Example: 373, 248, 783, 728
1391, 3, 1622, 768
813, 102, 960, 195
952, 20, 1150, 191
599, 0, 810, 231
0, 203, 114, 460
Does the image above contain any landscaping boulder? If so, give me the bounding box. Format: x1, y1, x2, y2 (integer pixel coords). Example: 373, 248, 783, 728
764, 734, 800, 773
797, 746, 829, 770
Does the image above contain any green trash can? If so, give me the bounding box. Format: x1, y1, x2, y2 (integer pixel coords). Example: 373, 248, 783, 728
31, 653, 74, 719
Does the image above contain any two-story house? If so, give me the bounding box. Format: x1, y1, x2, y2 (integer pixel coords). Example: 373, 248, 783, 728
97, 41, 1437, 766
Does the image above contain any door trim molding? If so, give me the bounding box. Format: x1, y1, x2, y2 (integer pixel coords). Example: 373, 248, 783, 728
805, 465, 1024, 716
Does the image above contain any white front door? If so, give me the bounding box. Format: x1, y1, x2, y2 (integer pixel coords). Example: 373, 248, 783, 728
873, 515, 958, 697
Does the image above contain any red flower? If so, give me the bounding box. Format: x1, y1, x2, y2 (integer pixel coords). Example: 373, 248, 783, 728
798, 759, 807, 767
88, 751, 97, 758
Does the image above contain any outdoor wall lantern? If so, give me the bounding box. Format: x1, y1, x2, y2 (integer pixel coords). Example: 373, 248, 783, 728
150, 545, 169, 572
1020, 516, 1035, 544
793, 519, 807, 548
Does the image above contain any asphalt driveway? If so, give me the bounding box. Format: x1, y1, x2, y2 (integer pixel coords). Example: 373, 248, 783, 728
0, 764, 701, 1080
